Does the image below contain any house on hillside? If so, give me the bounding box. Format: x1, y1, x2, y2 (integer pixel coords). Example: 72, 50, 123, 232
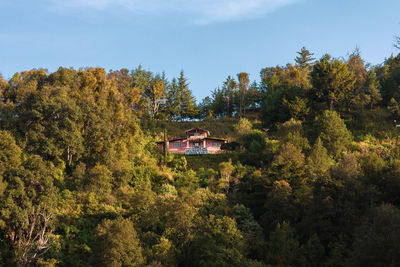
157, 127, 228, 155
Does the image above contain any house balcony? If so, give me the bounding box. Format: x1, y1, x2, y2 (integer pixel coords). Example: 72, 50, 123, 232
185, 148, 208, 155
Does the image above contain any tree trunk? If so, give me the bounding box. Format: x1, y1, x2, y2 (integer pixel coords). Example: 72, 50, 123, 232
163, 128, 168, 165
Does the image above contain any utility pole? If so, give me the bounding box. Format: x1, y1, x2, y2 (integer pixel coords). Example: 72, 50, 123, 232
163, 128, 168, 165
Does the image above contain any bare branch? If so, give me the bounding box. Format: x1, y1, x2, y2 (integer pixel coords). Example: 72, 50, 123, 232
10, 206, 55, 267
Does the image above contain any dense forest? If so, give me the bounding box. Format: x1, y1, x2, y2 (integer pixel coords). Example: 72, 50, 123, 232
1, 44, 400, 266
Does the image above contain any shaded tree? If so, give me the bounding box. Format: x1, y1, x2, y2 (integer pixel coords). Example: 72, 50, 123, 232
376, 54, 400, 104
266, 222, 300, 266
365, 68, 382, 109
197, 96, 213, 120
298, 234, 325, 267
350, 204, 400, 267
242, 130, 267, 154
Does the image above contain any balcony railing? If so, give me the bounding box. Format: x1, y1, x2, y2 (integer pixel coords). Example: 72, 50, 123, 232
185, 148, 208, 155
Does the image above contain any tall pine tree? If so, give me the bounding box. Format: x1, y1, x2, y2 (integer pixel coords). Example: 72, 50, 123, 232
295, 47, 315, 68
178, 71, 198, 120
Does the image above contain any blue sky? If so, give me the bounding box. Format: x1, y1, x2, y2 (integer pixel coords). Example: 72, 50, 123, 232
0, 0, 399, 100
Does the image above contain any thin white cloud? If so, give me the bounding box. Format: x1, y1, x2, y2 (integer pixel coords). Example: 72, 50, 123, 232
50, 0, 301, 24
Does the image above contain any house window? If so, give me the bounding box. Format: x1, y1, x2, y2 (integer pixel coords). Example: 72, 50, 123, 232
174, 142, 181, 147
194, 143, 200, 147
213, 142, 220, 147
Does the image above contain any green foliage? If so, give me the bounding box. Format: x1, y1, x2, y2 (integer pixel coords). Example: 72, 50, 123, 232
85, 164, 113, 196
298, 234, 325, 267
283, 96, 310, 120
0, 130, 21, 176
197, 96, 214, 120
276, 119, 310, 151
1, 48, 400, 266
199, 73, 260, 119
150, 236, 177, 266
310, 54, 356, 111
207, 76, 237, 118
360, 152, 385, 181
233, 118, 253, 137
269, 143, 306, 187
261, 179, 296, 235
170, 155, 187, 172
276, 118, 303, 138
295, 47, 315, 69
0, 153, 59, 266
331, 153, 360, 180
388, 97, 400, 118
233, 204, 263, 234
365, 68, 382, 109
260, 64, 311, 125
238, 72, 250, 117
349, 204, 400, 266
380, 160, 400, 205
217, 160, 235, 193
185, 153, 236, 171
307, 137, 333, 179
165, 71, 198, 120
347, 49, 369, 109
190, 214, 245, 266
196, 168, 218, 187
94, 217, 144, 266
266, 222, 300, 266
378, 54, 400, 104
242, 130, 267, 153
315, 110, 352, 158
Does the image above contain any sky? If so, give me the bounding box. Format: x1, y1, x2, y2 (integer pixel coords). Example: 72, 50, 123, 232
0, 0, 399, 100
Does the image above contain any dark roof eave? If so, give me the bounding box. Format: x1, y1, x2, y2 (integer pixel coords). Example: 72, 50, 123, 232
156, 137, 186, 144
205, 137, 228, 141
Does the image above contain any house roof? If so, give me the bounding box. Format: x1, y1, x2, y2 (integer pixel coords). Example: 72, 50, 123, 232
157, 136, 227, 144
156, 127, 227, 144
156, 137, 186, 144
185, 127, 210, 135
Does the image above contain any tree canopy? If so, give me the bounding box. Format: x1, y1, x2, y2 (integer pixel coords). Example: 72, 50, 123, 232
1, 45, 400, 266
